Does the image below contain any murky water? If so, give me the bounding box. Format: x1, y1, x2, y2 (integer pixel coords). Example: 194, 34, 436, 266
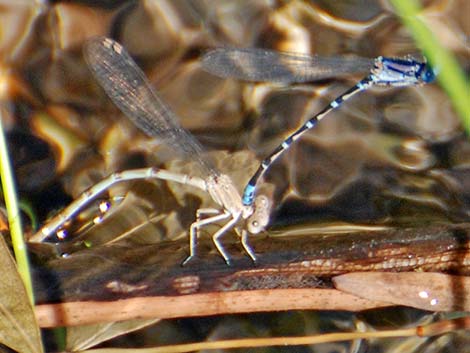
1, 0, 469, 352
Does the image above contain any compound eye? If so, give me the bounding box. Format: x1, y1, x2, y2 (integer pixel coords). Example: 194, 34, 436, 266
420, 66, 436, 83
247, 218, 263, 233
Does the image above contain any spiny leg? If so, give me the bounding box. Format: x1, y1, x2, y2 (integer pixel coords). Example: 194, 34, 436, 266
211, 213, 241, 265
182, 210, 231, 265
240, 229, 257, 263
190, 207, 220, 258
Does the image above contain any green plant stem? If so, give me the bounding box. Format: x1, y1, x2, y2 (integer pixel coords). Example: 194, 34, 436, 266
390, 0, 470, 134
0, 107, 34, 304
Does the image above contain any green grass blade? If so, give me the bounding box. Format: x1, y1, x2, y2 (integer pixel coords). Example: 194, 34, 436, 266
390, 0, 470, 134
0, 106, 35, 304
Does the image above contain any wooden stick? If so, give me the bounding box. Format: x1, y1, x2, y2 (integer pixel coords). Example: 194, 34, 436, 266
35, 288, 390, 328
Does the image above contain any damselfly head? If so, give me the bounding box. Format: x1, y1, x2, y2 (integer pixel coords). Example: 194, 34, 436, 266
246, 194, 271, 234
417, 62, 437, 84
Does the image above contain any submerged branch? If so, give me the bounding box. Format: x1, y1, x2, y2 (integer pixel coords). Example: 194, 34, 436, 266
31, 222, 470, 327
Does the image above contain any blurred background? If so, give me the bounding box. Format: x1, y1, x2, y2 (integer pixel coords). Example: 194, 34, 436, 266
0, 0, 469, 352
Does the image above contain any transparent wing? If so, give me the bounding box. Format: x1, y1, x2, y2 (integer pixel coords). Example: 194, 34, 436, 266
202, 47, 374, 83
84, 36, 216, 174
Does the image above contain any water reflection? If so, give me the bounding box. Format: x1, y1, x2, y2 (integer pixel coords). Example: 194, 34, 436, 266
1, 1, 469, 352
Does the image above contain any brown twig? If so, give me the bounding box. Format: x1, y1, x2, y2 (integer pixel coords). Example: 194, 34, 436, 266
34, 288, 390, 328
31, 223, 470, 327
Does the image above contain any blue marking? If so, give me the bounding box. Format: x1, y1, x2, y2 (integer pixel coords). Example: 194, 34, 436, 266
357, 81, 368, 90
242, 184, 256, 205
418, 64, 436, 83
379, 57, 435, 84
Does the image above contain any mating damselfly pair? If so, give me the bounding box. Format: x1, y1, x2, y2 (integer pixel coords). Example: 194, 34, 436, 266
30, 37, 435, 265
